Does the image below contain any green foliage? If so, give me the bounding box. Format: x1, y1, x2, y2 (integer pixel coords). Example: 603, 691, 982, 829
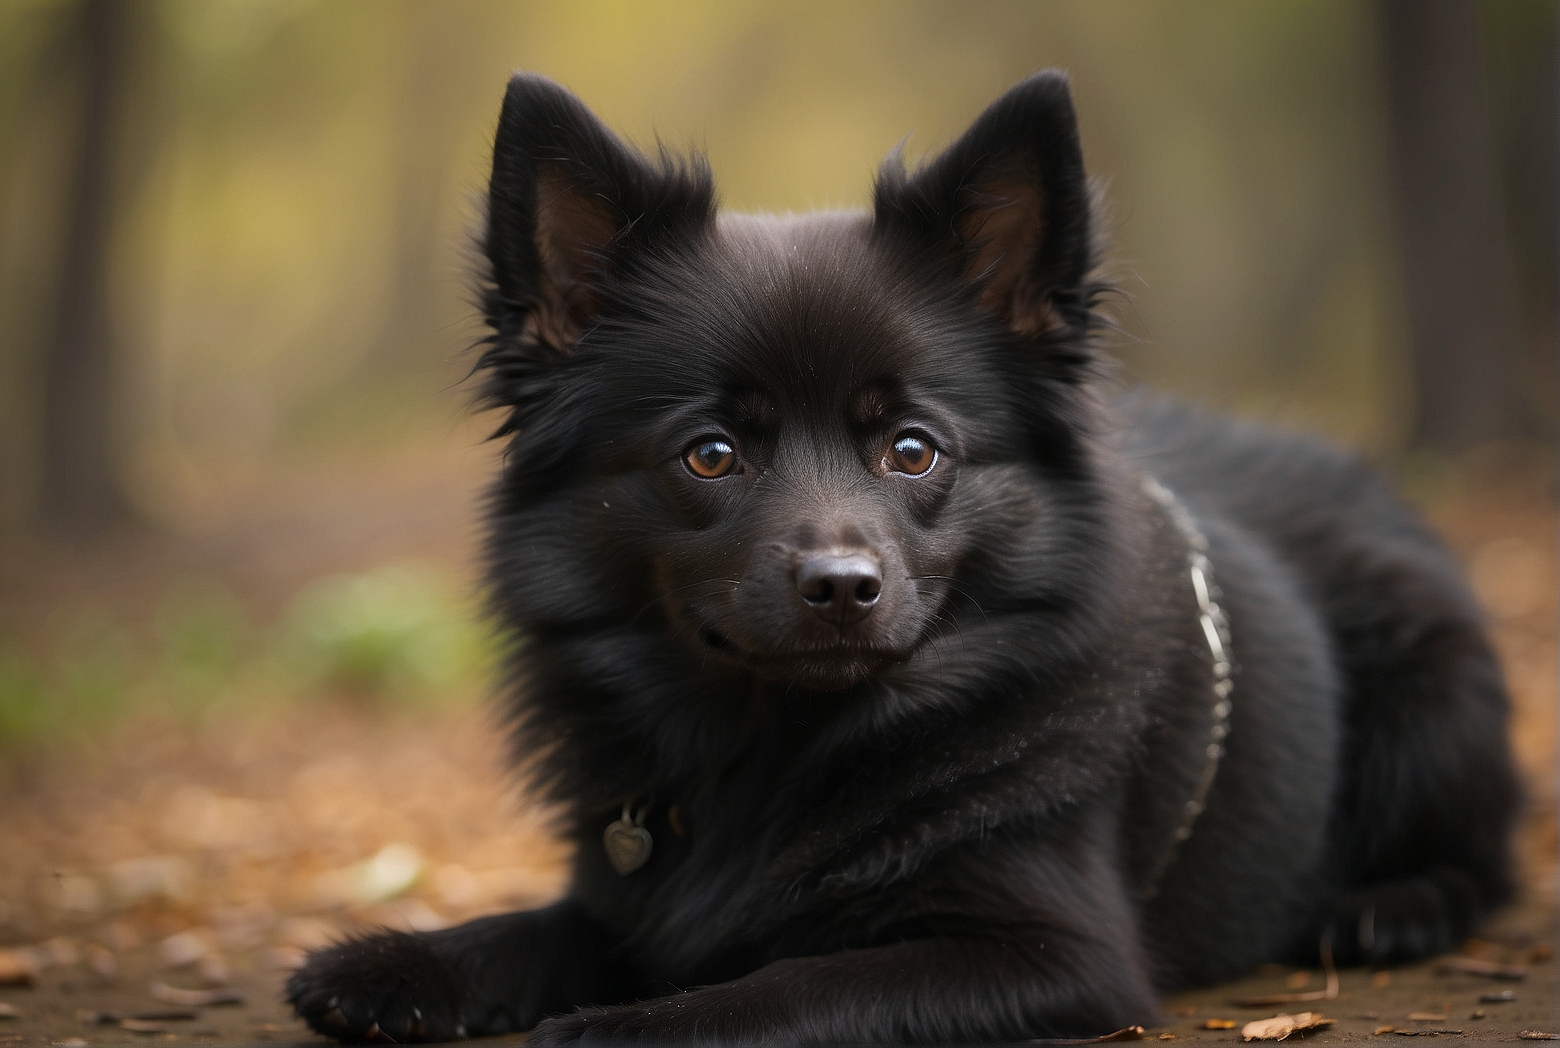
279, 562, 492, 704
0, 561, 493, 752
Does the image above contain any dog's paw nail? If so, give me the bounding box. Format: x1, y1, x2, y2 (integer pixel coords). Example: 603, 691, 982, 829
365, 1021, 397, 1043
454, 1023, 467, 1039
408, 1009, 427, 1039
321, 1007, 347, 1028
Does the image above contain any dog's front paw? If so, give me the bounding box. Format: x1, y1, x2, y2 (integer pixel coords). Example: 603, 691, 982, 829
285, 931, 466, 1043
527, 1004, 655, 1041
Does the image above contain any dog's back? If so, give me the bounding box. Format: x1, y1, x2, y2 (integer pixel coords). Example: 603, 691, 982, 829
1122, 396, 1519, 977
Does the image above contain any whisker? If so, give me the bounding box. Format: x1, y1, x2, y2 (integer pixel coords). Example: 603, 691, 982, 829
908, 574, 992, 628
629, 577, 742, 625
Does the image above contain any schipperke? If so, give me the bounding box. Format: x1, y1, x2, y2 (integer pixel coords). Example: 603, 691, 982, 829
287, 70, 1521, 1044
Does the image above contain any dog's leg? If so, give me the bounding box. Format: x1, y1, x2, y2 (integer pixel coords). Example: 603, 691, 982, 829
527, 932, 1160, 1044
1322, 595, 1522, 965
286, 900, 624, 1042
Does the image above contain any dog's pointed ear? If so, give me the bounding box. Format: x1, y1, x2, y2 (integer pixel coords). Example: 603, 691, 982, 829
483, 74, 714, 353
873, 71, 1097, 340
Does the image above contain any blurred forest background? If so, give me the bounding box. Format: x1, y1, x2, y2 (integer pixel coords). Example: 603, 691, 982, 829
0, 0, 1554, 1032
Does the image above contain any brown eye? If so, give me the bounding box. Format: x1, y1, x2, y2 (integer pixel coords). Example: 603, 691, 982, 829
886, 434, 937, 476
685, 438, 737, 478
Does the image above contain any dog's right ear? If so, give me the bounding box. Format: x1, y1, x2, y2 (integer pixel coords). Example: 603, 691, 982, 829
872, 71, 1097, 344
483, 74, 714, 354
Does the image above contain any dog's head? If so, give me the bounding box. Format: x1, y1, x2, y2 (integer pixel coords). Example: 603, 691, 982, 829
478, 73, 1111, 696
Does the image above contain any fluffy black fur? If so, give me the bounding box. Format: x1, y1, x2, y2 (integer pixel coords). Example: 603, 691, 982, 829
287, 71, 1521, 1043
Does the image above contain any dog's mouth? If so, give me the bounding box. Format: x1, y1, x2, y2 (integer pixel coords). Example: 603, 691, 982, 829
695, 625, 896, 691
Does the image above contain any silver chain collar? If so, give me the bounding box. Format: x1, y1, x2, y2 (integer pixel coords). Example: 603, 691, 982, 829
1138, 475, 1233, 899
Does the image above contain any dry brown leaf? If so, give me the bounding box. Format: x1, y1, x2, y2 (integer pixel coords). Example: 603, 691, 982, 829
1460, 939, 1505, 961
119, 1019, 167, 1034
0, 949, 37, 987
1520, 1033, 1560, 1041
1241, 1012, 1334, 1041
1203, 1019, 1238, 1030
157, 930, 212, 968
86, 943, 117, 982
1407, 1012, 1448, 1022
150, 982, 246, 1007
1374, 1026, 1396, 1035
196, 953, 231, 986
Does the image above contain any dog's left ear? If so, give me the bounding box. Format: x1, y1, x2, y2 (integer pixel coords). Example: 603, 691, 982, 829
484, 74, 714, 354
873, 71, 1096, 340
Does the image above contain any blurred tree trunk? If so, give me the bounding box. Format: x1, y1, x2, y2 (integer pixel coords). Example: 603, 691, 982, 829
39, 0, 131, 534
367, 4, 472, 372
1378, 0, 1544, 453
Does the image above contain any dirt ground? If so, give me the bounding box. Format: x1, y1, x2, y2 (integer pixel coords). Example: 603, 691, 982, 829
0, 450, 1553, 1046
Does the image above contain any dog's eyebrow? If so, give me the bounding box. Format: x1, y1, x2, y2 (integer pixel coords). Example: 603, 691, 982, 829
732, 390, 778, 428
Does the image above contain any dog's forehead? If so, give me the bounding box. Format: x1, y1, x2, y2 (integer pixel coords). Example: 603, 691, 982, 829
613, 211, 978, 405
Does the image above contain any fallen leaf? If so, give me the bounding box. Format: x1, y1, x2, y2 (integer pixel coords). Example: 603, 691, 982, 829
40, 937, 78, 968
120, 1019, 166, 1034
157, 931, 211, 969
0, 949, 37, 987
1158, 1035, 1176, 1041
1434, 956, 1526, 980
1241, 1012, 1334, 1041
86, 944, 116, 982
101, 921, 141, 953
108, 857, 192, 906
1374, 1026, 1396, 1035
1520, 1033, 1560, 1041
196, 953, 231, 987
1203, 1019, 1238, 1030
1407, 1012, 1448, 1022
150, 982, 246, 1007
1460, 939, 1504, 961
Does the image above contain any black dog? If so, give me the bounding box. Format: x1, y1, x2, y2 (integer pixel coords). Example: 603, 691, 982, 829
287, 71, 1521, 1043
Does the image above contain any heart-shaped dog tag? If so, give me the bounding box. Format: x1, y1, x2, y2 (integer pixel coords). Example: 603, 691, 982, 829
603, 818, 653, 876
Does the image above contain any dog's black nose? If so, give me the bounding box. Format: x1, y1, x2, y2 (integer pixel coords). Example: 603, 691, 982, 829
796, 554, 882, 626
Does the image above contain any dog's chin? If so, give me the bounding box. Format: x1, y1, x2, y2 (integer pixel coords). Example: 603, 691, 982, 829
696, 626, 890, 692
